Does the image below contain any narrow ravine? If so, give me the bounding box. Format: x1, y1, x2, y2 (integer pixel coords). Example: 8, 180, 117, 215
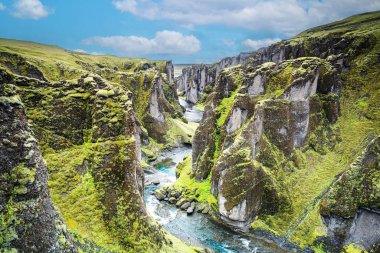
144, 97, 284, 253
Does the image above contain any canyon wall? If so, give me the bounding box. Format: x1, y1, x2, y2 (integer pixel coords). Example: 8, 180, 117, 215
188, 11, 380, 252
0, 40, 187, 252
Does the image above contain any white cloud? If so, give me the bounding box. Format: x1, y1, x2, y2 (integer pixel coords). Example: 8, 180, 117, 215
0, 3, 5, 10
243, 38, 282, 50
113, 0, 137, 13
112, 0, 380, 35
12, 0, 49, 20
113, 0, 159, 18
83, 30, 201, 56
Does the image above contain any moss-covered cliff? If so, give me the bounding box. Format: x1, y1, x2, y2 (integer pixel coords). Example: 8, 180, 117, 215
0, 39, 195, 252
0, 84, 76, 252
186, 11, 380, 252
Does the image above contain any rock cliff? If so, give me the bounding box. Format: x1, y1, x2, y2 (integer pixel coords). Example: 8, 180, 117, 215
176, 64, 216, 104
0, 40, 189, 252
0, 84, 76, 252
187, 11, 380, 252
175, 53, 255, 104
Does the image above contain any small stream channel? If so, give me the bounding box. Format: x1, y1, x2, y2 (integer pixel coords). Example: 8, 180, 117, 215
144, 98, 284, 252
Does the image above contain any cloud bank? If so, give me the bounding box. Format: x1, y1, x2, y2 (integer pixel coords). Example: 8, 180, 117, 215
113, 0, 380, 35
83, 30, 201, 56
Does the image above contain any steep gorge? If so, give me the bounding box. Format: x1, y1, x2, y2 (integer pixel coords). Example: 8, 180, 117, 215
0, 10, 379, 253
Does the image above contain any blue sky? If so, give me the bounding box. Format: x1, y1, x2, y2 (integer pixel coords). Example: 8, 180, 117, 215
0, 0, 380, 63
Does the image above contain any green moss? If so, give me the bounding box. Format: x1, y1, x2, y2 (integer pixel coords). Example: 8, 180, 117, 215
319, 137, 380, 219
343, 244, 367, 253
165, 118, 198, 147
174, 156, 217, 205
194, 102, 205, 111
68, 93, 91, 99
250, 219, 279, 236
10, 163, 36, 187
0, 38, 168, 83
216, 68, 244, 128
259, 57, 380, 247
96, 89, 115, 98
0, 198, 19, 250
0, 95, 23, 106
44, 136, 170, 253
216, 90, 237, 128
0, 38, 193, 252
187, 12, 380, 251
44, 144, 122, 251
266, 63, 294, 97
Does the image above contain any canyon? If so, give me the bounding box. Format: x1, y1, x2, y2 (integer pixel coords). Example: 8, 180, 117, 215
0, 10, 379, 253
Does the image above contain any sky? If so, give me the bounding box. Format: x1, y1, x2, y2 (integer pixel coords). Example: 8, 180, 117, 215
0, 0, 379, 63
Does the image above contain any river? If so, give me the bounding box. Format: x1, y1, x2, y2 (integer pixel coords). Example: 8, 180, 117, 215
144, 98, 284, 253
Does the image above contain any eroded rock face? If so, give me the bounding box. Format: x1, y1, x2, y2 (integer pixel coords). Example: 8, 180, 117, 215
0, 85, 76, 252
184, 11, 380, 251
226, 107, 248, 135
346, 209, 380, 250
216, 52, 259, 75
192, 102, 217, 180
0, 40, 183, 252
0, 52, 48, 82
193, 57, 341, 227
176, 64, 216, 103
320, 137, 380, 251
166, 61, 174, 84
212, 107, 268, 226
143, 76, 169, 141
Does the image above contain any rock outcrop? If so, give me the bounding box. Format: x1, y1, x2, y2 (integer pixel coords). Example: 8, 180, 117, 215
176, 64, 216, 103
175, 53, 258, 104
186, 11, 380, 252
0, 84, 76, 252
199, 58, 340, 228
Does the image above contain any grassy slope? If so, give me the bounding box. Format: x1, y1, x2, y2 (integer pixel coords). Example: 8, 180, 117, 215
0, 38, 167, 82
